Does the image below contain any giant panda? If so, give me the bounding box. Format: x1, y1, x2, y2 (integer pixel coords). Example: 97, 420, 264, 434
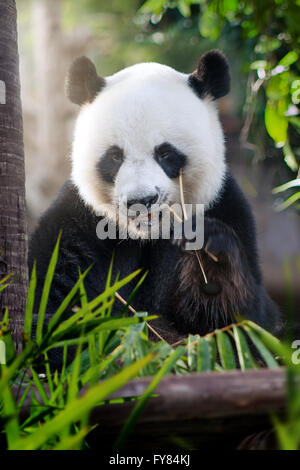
29, 50, 282, 355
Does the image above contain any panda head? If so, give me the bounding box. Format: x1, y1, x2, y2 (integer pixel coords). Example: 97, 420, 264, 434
67, 51, 230, 236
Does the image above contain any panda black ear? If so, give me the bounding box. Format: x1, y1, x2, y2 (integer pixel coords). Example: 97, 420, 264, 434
188, 50, 230, 100
66, 56, 105, 106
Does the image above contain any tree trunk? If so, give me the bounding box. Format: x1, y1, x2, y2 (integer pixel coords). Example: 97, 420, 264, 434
0, 0, 28, 349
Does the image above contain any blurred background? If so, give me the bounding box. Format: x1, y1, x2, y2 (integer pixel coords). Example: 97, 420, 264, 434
16, 0, 300, 331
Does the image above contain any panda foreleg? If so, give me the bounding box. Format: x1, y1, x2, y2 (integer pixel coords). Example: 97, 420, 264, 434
169, 217, 262, 334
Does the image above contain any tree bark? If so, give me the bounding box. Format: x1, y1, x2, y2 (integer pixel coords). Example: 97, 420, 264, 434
0, 0, 28, 348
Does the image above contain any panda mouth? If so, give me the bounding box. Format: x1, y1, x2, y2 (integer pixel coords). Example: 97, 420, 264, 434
126, 209, 161, 227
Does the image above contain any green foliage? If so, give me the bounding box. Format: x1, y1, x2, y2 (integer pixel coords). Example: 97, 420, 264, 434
0, 236, 159, 449
141, 0, 300, 209
0, 237, 298, 449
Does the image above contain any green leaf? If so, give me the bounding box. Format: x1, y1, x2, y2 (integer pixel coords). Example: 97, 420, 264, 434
289, 116, 300, 129
198, 9, 224, 40
178, 0, 191, 17
140, 0, 165, 15
24, 262, 37, 339
1, 329, 16, 365
250, 60, 268, 70
196, 337, 211, 372
36, 233, 62, 344
52, 426, 91, 450
275, 192, 300, 211
291, 79, 300, 105
207, 336, 217, 370
49, 314, 157, 346
50, 269, 142, 337
244, 321, 287, 365
266, 75, 289, 101
272, 414, 299, 451
0, 273, 14, 285
114, 346, 185, 449
187, 334, 198, 370
273, 178, 300, 194
88, 334, 98, 369
279, 51, 299, 67
1, 379, 20, 449
222, 0, 239, 13
17, 383, 32, 410
81, 345, 124, 386
119, 271, 148, 317
11, 354, 155, 450
46, 265, 93, 336
0, 342, 35, 397
232, 325, 257, 370
283, 140, 298, 172
255, 37, 281, 54
265, 101, 288, 146
215, 330, 236, 370
30, 367, 49, 405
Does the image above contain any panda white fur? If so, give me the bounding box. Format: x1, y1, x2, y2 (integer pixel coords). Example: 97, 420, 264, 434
29, 50, 282, 364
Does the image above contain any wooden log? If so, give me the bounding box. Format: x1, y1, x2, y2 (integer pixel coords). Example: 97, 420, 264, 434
16, 368, 287, 449
93, 368, 286, 423
87, 368, 286, 449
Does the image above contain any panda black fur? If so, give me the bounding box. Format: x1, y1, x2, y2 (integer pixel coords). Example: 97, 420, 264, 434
29, 51, 282, 359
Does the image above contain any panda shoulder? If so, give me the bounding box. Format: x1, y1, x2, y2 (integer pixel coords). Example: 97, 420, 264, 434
207, 170, 255, 227
29, 181, 97, 264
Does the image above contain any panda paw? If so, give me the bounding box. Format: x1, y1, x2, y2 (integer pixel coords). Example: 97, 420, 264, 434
171, 217, 242, 267
202, 217, 242, 266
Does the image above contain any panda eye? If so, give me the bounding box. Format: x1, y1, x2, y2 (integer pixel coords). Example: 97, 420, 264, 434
112, 153, 122, 162
154, 142, 187, 179
155, 144, 174, 160
159, 152, 171, 160
106, 146, 124, 163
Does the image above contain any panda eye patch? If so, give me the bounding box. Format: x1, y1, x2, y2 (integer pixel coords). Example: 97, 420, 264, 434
97, 145, 124, 183
111, 149, 123, 162
154, 142, 187, 179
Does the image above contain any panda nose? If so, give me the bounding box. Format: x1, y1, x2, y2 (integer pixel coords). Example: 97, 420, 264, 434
127, 193, 159, 210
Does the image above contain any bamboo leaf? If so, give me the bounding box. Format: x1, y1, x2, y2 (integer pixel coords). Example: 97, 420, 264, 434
279, 51, 298, 67
187, 334, 198, 370
275, 192, 300, 211
81, 345, 124, 386
0, 273, 14, 285
283, 140, 298, 172
197, 337, 211, 372
273, 178, 300, 194
1, 376, 20, 449
24, 261, 37, 339
30, 367, 49, 405
53, 426, 92, 450
114, 346, 185, 449
46, 265, 93, 336
215, 330, 236, 370
265, 100, 288, 146
12, 354, 155, 450
140, 0, 165, 15
50, 269, 142, 337
17, 383, 32, 409
207, 336, 217, 370
243, 325, 279, 368
0, 343, 35, 396
49, 314, 157, 346
232, 325, 257, 370
36, 233, 62, 344
244, 321, 289, 364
